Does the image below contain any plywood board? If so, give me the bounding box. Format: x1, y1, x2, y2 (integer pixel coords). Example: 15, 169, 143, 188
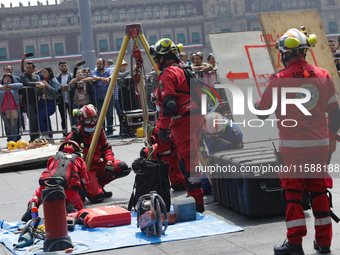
259, 9, 338, 77
210, 31, 279, 143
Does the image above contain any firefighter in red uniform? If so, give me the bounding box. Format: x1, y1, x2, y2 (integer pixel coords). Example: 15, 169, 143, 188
66, 104, 131, 203
140, 87, 186, 191
256, 28, 340, 255
150, 38, 205, 212
21, 140, 89, 222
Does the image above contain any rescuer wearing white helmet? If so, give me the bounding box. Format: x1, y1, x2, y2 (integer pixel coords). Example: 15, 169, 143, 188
256, 27, 340, 255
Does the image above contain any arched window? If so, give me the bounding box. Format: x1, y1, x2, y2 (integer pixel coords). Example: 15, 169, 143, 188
146, 8, 152, 19
163, 7, 169, 18
102, 11, 109, 22
13, 18, 20, 29
137, 9, 143, 20
94, 11, 101, 22
68, 14, 74, 25
129, 9, 135, 21
5, 18, 12, 29
170, 6, 176, 17
32, 16, 39, 27
23, 17, 30, 28
153, 8, 160, 19
179, 6, 185, 16
42, 15, 48, 26
186, 5, 193, 15
120, 10, 126, 21
49, 15, 56, 26
113, 11, 119, 22
60, 14, 66, 26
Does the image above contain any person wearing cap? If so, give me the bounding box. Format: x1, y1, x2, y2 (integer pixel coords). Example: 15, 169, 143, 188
149, 38, 205, 213
21, 140, 89, 222
256, 28, 340, 255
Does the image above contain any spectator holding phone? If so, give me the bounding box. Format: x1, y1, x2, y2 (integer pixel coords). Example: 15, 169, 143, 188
0, 73, 23, 142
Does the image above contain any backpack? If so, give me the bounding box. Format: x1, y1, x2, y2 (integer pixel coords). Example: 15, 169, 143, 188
128, 158, 171, 212
73, 82, 89, 107
39, 151, 84, 192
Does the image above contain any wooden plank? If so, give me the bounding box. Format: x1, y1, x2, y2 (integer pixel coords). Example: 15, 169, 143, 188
259, 9, 338, 77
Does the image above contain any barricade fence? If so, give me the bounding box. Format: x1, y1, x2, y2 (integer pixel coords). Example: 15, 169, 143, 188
1, 69, 218, 143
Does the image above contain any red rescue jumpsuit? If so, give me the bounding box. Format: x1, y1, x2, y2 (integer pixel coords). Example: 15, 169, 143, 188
157, 63, 204, 208
258, 59, 339, 247
28, 152, 89, 211
66, 127, 124, 200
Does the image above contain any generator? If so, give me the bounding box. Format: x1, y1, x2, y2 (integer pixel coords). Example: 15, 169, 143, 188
120, 109, 157, 137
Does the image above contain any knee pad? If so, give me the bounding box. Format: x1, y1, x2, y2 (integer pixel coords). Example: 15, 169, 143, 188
115, 161, 131, 179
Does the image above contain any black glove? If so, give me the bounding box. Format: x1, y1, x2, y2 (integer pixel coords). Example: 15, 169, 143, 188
157, 128, 170, 143
21, 201, 37, 222
105, 164, 115, 176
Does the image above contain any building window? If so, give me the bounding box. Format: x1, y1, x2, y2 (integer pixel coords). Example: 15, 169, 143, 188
116, 38, 123, 50
26, 45, 35, 55
164, 34, 171, 40
113, 11, 119, 22
99, 39, 109, 52
221, 29, 231, 32
137, 9, 143, 20
329, 22, 338, 33
149, 35, 158, 45
163, 7, 169, 18
170, 6, 176, 17
5, 18, 12, 30
327, 0, 335, 5
42, 15, 48, 26
252, 28, 260, 31
179, 6, 185, 16
50, 15, 56, 26
186, 5, 193, 15
60, 15, 66, 26
177, 33, 186, 44
68, 14, 74, 25
191, 32, 201, 44
120, 10, 126, 21
13, 18, 20, 29
102, 11, 109, 22
40, 44, 50, 56
221, 5, 227, 14
55, 43, 64, 55
129, 9, 135, 21
0, 48, 7, 60
153, 8, 160, 19
95, 11, 101, 22
23, 17, 30, 28
146, 8, 152, 19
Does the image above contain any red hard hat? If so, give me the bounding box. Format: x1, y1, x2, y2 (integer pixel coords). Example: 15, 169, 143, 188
76, 104, 98, 128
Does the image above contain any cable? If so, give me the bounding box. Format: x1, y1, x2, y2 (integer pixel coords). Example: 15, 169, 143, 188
25, 241, 91, 255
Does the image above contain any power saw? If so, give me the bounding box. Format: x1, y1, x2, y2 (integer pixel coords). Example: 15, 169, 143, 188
137, 191, 168, 237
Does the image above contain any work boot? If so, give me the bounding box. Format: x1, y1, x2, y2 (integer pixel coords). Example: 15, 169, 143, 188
313, 240, 330, 253
103, 189, 113, 198
188, 187, 204, 213
274, 240, 304, 255
21, 202, 37, 222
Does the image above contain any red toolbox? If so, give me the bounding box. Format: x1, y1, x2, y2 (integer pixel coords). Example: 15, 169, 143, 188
77, 205, 131, 228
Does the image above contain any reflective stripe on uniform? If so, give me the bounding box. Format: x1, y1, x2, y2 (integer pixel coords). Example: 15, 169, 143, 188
286, 218, 306, 229
279, 139, 329, 148
328, 93, 338, 105
188, 176, 202, 183
315, 217, 332, 226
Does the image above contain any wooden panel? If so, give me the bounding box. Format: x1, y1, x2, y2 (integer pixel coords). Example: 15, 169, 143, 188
259, 9, 339, 79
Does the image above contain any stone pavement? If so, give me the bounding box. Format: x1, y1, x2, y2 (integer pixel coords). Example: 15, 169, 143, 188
0, 136, 339, 255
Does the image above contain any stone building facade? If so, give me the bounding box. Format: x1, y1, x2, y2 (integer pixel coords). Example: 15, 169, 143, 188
0, 0, 339, 75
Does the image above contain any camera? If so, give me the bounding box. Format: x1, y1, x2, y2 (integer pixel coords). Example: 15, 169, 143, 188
25, 52, 34, 57
78, 60, 86, 66
78, 73, 85, 79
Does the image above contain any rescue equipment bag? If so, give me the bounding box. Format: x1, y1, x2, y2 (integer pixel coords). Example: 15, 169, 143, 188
39, 151, 84, 191
128, 158, 171, 212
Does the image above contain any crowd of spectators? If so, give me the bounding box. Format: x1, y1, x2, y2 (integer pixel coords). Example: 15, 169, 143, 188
1, 50, 219, 143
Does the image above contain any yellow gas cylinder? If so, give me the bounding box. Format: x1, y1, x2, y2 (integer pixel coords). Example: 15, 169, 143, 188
136, 126, 144, 138
17, 140, 28, 149
7, 141, 17, 150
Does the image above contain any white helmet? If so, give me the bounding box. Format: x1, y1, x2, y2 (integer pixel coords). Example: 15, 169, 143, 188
276, 28, 317, 53
204, 112, 226, 135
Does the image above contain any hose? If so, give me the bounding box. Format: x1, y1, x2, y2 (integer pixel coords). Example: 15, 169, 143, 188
25, 241, 90, 255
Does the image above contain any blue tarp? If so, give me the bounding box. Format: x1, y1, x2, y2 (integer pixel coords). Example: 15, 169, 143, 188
0, 212, 243, 255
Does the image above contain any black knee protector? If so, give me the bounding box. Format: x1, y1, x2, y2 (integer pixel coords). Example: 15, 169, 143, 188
310, 190, 332, 218
115, 161, 131, 179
